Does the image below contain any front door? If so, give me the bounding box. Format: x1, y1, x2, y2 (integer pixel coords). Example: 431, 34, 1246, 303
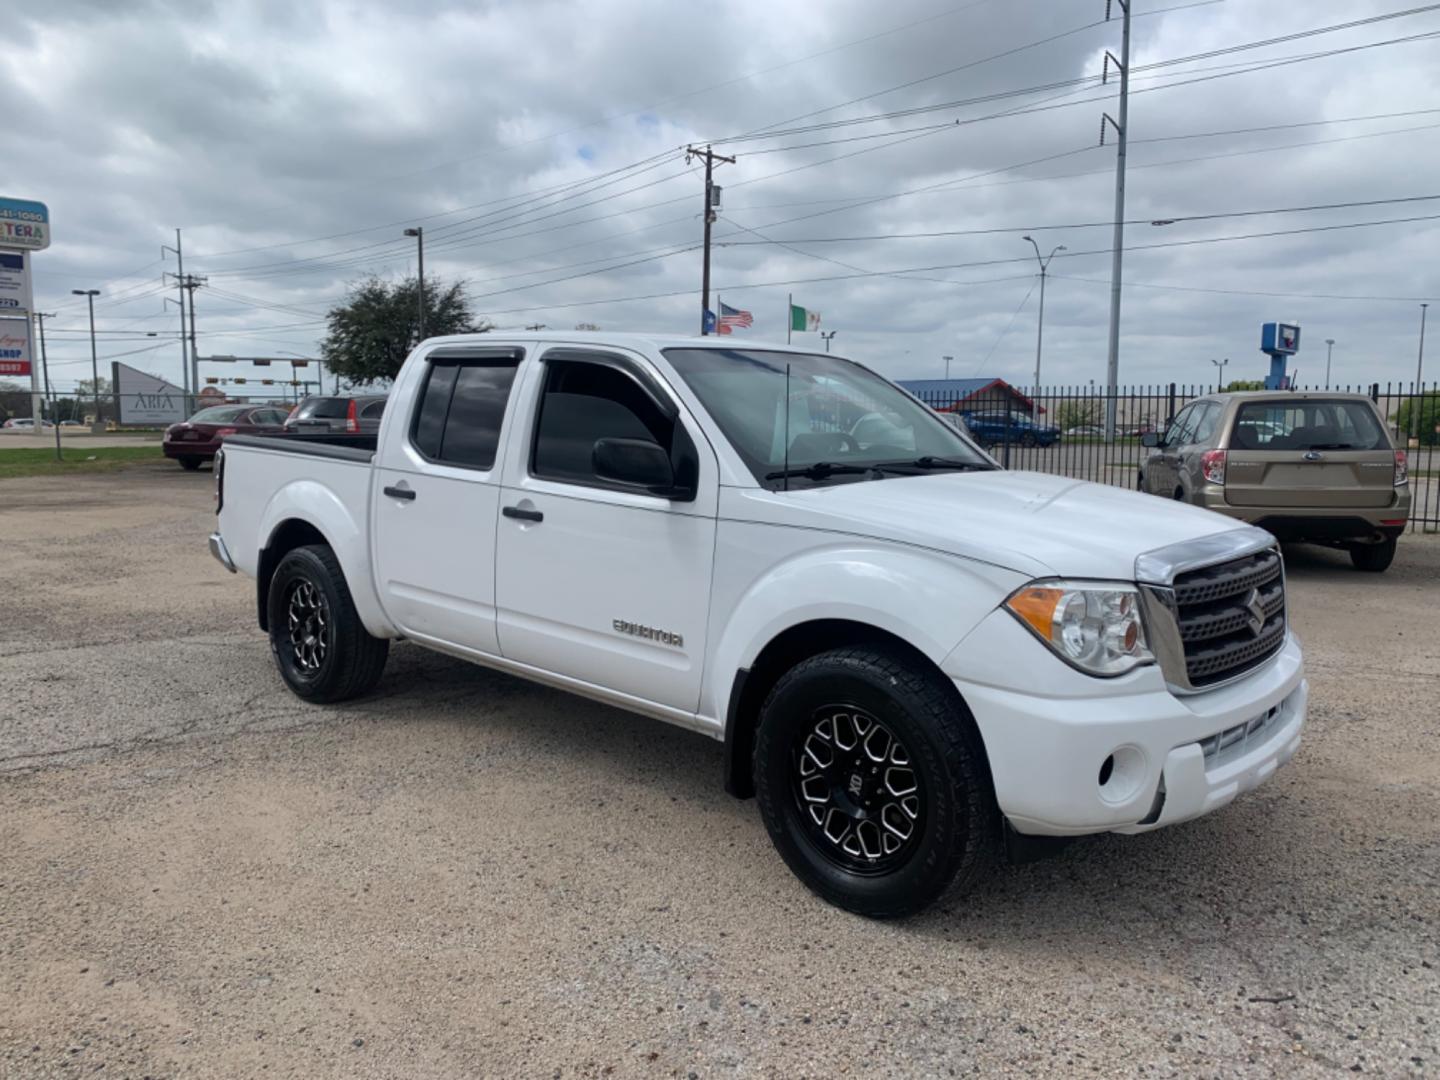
495, 347, 718, 713
371, 346, 526, 655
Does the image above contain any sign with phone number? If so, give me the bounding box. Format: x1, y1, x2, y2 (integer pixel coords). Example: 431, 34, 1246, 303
0, 197, 50, 251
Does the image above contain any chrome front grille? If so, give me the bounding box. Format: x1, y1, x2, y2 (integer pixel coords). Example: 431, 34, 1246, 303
1137, 532, 1289, 693
1171, 550, 1286, 687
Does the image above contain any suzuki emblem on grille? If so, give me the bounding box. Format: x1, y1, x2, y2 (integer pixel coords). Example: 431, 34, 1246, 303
1243, 588, 1266, 636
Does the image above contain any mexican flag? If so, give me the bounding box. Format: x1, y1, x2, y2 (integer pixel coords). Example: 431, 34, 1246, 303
789, 303, 821, 332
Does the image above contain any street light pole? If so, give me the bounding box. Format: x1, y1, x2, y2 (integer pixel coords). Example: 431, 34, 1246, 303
820, 331, 837, 352
943, 354, 953, 379
1209, 356, 1228, 388
404, 227, 425, 342
1022, 236, 1065, 420
71, 289, 102, 430
1324, 338, 1335, 389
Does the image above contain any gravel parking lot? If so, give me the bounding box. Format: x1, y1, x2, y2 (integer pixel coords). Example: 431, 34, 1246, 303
2, 463, 1437, 1078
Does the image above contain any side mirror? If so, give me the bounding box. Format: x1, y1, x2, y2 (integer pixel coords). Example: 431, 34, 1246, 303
1140, 432, 1160, 448
593, 437, 677, 493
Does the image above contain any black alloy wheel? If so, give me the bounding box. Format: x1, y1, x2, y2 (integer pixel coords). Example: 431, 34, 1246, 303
286, 578, 330, 677
793, 706, 922, 874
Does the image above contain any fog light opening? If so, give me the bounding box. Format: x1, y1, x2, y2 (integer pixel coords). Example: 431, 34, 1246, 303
1097, 745, 1147, 805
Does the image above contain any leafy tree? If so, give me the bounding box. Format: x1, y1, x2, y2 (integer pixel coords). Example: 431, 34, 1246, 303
1223, 379, 1265, 392
574, 322, 601, 331
1395, 392, 1440, 446
320, 275, 491, 385
75, 376, 112, 399
1056, 400, 1100, 430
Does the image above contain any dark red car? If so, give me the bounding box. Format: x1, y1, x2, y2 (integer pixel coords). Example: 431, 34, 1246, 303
163, 404, 290, 470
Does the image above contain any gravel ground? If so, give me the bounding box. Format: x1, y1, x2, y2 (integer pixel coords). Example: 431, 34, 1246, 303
1, 466, 1437, 1078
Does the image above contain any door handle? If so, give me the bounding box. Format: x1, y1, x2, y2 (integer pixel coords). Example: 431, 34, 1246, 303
383, 485, 416, 501
502, 505, 543, 522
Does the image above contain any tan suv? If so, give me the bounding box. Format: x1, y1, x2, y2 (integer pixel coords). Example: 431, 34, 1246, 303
1140, 392, 1411, 571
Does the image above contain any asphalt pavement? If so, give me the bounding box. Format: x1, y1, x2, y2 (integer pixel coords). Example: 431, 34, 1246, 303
1, 467, 1436, 1078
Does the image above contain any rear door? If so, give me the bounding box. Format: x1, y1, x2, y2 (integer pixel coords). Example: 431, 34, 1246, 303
1148, 404, 1196, 495
371, 346, 525, 655
1224, 398, 1396, 508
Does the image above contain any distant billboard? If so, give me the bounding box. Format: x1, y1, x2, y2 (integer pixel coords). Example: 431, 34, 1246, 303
0, 197, 50, 251
112, 361, 187, 425
0, 320, 29, 377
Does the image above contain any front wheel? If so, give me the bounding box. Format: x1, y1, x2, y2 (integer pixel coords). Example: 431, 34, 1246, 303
1349, 537, 1397, 572
267, 544, 389, 702
753, 646, 998, 918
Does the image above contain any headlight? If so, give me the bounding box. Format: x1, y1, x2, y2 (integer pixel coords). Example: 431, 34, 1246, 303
1004, 581, 1153, 677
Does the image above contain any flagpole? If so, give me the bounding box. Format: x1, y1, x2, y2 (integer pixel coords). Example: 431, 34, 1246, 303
787, 293, 792, 345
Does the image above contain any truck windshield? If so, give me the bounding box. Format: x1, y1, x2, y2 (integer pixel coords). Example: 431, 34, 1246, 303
663, 348, 990, 488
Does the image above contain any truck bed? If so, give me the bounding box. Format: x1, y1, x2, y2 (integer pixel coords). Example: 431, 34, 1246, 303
222, 431, 376, 463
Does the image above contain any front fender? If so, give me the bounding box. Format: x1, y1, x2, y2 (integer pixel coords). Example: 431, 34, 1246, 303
258, 480, 391, 639
700, 540, 1027, 728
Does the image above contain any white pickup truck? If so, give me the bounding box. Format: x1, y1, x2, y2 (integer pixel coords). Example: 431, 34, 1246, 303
210, 332, 1307, 917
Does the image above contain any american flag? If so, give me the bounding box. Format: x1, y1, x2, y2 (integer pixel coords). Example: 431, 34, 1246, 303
717, 300, 753, 335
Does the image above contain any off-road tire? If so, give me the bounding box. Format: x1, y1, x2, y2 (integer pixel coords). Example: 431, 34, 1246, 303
753, 645, 998, 918
267, 544, 389, 703
1349, 537, 1397, 572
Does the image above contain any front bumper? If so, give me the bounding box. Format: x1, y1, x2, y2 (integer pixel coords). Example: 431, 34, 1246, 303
945, 612, 1307, 837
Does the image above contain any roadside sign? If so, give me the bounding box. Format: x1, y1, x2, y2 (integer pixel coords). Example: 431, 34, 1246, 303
0, 251, 27, 311
0, 318, 30, 377
112, 361, 187, 425
0, 197, 50, 251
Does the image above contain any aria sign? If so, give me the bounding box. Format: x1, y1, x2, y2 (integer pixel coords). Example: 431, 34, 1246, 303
0, 197, 50, 251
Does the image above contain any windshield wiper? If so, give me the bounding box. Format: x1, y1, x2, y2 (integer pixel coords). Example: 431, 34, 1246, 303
764, 461, 878, 482
888, 456, 997, 472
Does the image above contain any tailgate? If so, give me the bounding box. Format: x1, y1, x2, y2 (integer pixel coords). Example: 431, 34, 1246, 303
1224, 450, 1395, 507
1224, 399, 1395, 509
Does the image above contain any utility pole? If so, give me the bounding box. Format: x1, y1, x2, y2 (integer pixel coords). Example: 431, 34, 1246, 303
525, 323, 547, 331
71, 289, 102, 430
35, 311, 59, 459
821, 331, 837, 353
1101, 0, 1131, 442
162, 230, 189, 400
1023, 235, 1066, 419
1416, 303, 1429, 440
1324, 339, 1335, 389
180, 274, 207, 393
686, 144, 735, 334
404, 227, 425, 341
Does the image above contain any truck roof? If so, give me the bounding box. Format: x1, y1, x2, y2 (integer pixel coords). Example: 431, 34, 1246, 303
416, 331, 835, 355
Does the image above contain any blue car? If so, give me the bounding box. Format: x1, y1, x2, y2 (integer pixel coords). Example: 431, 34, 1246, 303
960, 410, 1061, 447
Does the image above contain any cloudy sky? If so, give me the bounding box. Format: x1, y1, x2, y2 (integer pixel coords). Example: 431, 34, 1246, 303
9, 0, 1440, 394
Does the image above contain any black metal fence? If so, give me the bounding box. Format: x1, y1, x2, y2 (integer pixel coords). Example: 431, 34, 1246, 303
912, 382, 1439, 533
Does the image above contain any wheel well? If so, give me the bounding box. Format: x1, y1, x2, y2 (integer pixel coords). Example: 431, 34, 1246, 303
256, 519, 329, 631
723, 619, 969, 799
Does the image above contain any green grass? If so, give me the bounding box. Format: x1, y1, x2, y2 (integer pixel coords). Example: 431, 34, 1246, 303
0, 444, 164, 480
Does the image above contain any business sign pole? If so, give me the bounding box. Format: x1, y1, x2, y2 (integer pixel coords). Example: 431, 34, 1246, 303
0, 198, 51, 432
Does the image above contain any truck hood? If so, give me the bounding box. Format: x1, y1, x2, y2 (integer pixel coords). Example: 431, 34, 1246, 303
727, 471, 1252, 581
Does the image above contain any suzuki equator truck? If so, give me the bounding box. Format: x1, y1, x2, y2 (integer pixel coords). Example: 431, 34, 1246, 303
209, 333, 1307, 918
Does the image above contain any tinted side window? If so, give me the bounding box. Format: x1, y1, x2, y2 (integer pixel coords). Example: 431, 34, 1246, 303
361, 400, 386, 419
439, 365, 518, 468
1189, 403, 1219, 445
411, 360, 518, 469
412, 365, 459, 459
533, 360, 674, 485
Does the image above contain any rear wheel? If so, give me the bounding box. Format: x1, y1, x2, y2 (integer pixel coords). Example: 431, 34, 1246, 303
1349, 536, 1397, 572
267, 544, 389, 702
178, 456, 202, 471
753, 646, 998, 918
1020, 432, 1037, 448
